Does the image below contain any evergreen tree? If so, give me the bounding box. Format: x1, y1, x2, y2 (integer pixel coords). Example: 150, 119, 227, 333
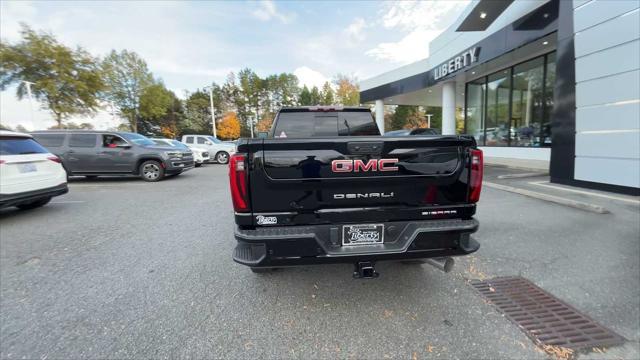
298, 85, 312, 105
310, 86, 321, 105
321, 82, 334, 105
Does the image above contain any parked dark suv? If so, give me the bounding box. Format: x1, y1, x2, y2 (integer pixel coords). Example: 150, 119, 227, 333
31, 131, 194, 181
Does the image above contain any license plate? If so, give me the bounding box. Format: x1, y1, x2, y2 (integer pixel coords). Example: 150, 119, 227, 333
17, 163, 37, 173
342, 224, 384, 246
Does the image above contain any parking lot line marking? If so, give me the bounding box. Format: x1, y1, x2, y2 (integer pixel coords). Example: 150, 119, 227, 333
528, 181, 640, 205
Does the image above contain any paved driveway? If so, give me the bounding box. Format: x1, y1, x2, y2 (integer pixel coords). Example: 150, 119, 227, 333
1, 165, 638, 359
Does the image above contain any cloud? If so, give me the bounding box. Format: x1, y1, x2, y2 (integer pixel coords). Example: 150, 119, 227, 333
293, 66, 329, 89
0, 1, 37, 42
344, 17, 366, 44
366, 29, 442, 63
251, 0, 295, 24
367, 0, 470, 64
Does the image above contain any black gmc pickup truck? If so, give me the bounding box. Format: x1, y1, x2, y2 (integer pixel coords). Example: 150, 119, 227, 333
229, 106, 483, 278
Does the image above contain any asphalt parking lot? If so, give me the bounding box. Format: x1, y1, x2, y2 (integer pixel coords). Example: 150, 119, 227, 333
1, 165, 639, 359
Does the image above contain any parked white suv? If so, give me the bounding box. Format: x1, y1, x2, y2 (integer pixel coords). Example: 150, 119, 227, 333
181, 135, 236, 164
0, 130, 68, 210
151, 138, 210, 167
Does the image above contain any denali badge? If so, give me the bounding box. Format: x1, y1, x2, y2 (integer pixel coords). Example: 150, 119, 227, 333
256, 215, 277, 225
334, 192, 394, 199
331, 158, 399, 173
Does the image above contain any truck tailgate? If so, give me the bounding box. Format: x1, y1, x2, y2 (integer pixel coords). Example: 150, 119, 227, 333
243, 135, 476, 226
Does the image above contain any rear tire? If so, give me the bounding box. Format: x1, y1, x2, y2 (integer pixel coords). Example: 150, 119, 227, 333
195, 163, 202, 168
139, 160, 164, 182
215, 151, 230, 164
16, 197, 51, 210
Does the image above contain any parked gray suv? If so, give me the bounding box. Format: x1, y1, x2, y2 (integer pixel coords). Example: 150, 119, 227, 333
31, 131, 194, 182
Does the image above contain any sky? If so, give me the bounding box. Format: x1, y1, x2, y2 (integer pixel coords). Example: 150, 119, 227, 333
0, 0, 469, 130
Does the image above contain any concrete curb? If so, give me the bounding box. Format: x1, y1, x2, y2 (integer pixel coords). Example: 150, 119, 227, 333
484, 181, 610, 214
497, 172, 548, 179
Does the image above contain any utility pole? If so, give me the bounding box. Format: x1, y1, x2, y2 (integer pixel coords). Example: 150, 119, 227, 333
207, 86, 217, 139
23, 80, 35, 129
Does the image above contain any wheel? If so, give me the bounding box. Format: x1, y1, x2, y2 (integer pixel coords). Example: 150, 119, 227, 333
195, 163, 202, 168
215, 151, 230, 164
139, 160, 164, 182
16, 197, 51, 210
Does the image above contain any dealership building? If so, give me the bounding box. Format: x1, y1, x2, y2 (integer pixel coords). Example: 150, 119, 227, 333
360, 0, 639, 195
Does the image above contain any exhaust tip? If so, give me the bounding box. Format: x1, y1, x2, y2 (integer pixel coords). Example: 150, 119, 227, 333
425, 257, 455, 273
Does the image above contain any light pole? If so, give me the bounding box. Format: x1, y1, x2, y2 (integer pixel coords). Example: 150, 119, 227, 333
23, 80, 35, 129
426, 114, 433, 128
204, 86, 217, 139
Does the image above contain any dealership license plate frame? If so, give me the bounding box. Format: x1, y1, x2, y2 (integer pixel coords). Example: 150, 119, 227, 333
17, 163, 37, 173
342, 224, 384, 246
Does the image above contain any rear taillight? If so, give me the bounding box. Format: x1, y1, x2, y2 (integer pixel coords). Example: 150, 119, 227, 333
469, 149, 483, 203
47, 156, 62, 163
229, 154, 249, 212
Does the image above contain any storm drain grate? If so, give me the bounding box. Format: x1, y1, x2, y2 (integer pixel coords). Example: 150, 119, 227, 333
470, 276, 625, 350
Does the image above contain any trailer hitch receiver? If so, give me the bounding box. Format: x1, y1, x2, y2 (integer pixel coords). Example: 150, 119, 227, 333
353, 261, 379, 279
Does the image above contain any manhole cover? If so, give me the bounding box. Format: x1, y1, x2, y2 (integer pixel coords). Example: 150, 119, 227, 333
471, 276, 625, 350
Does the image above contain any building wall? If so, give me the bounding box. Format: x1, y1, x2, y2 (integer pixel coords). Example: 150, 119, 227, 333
572, 0, 640, 188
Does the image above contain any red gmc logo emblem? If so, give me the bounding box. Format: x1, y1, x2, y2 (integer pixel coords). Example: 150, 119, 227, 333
331, 158, 399, 173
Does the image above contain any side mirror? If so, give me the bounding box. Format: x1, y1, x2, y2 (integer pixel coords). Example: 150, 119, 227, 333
205, 141, 213, 145
257, 132, 268, 139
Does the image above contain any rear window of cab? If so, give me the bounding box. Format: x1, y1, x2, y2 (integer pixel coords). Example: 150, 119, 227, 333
273, 111, 379, 138
0, 137, 49, 156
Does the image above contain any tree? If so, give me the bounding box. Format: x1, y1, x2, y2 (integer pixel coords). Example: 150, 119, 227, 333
0, 123, 14, 131
321, 81, 334, 105
183, 90, 212, 134
15, 124, 29, 132
299, 85, 312, 105
138, 82, 179, 137
333, 74, 359, 105
310, 86, 321, 105
0, 24, 104, 127
140, 83, 173, 119
101, 49, 154, 132
48, 122, 95, 130
424, 106, 442, 130
255, 112, 274, 132
388, 105, 428, 130
217, 112, 241, 140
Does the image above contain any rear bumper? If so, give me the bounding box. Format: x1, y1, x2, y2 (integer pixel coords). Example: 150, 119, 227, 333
233, 218, 479, 268
0, 183, 68, 209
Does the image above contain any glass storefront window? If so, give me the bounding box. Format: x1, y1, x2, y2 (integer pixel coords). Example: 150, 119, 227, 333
465, 79, 486, 145
463, 51, 556, 147
511, 57, 544, 146
542, 52, 556, 147
485, 70, 511, 146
